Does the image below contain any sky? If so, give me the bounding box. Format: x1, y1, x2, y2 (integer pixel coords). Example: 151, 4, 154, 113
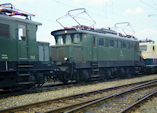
1, 0, 157, 45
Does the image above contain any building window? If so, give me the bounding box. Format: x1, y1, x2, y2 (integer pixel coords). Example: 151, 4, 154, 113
0, 23, 9, 38
98, 38, 104, 46
18, 25, 26, 41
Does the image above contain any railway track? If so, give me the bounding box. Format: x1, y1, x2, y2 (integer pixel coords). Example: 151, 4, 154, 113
0, 79, 157, 113
64, 80, 157, 113
0, 78, 108, 100
120, 90, 157, 113
0, 81, 77, 99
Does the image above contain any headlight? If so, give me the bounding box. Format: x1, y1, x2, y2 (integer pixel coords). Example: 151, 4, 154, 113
64, 57, 68, 61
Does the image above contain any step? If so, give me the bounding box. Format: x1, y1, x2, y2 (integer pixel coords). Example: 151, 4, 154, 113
91, 62, 98, 66
18, 82, 34, 85
18, 73, 30, 77
91, 74, 100, 78
18, 65, 33, 68
93, 68, 99, 72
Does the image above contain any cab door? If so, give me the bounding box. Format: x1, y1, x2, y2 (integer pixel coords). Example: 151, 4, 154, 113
18, 24, 28, 61
92, 36, 98, 61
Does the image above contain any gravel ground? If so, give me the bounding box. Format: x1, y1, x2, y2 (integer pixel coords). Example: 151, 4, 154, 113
132, 96, 157, 113
86, 85, 157, 113
0, 74, 157, 110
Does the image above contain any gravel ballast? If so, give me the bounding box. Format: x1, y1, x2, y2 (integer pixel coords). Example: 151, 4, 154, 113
0, 74, 157, 110
132, 96, 157, 113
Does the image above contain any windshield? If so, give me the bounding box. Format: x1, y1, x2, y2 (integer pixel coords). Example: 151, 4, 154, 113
57, 36, 63, 45
73, 34, 81, 44
65, 35, 72, 44
56, 34, 81, 45
139, 45, 147, 51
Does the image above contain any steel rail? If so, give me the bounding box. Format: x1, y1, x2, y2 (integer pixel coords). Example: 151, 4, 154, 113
63, 80, 157, 113
0, 79, 157, 113
120, 90, 157, 113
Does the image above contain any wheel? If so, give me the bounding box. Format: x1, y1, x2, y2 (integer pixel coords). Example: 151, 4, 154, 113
99, 68, 106, 81
75, 69, 90, 83
35, 73, 45, 87
59, 73, 70, 84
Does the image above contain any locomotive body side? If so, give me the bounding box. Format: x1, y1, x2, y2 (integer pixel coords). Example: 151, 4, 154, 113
51, 28, 143, 83
140, 42, 157, 73
0, 15, 54, 89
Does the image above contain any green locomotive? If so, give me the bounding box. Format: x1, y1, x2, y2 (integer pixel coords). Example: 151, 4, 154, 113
50, 8, 143, 83
0, 3, 55, 89
50, 26, 143, 83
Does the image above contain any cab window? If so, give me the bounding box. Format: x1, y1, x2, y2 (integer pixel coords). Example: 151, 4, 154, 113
18, 25, 26, 41
139, 45, 147, 51
73, 34, 81, 44
65, 35, 72, 44
57, 36, 63, 45
0, 23, 9, 38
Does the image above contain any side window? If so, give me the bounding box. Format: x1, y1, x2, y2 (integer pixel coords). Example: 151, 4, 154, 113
93, 37, 96, 47
98, 38, 104, 46
114, 40, 118, 48
105, 39, 109, 47
109, 40, 114, 47
0, 23, 9, 38
18, 25, 26, 41
118, 40, 121, 48
122, 41, 126, 48
125, 42, 129, 49
128, 42, 131, 49
130, 42, 134, 49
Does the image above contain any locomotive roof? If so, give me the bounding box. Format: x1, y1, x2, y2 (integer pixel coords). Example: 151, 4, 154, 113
51, 28, 138, 42
0, 14, 42, 25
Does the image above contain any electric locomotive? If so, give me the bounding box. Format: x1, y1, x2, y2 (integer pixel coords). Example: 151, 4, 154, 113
50, 8, 144, 83
50, 9, 145, 83
50, 26, 144, 83
0, 3, 56, 89
140, 39, 157, 73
